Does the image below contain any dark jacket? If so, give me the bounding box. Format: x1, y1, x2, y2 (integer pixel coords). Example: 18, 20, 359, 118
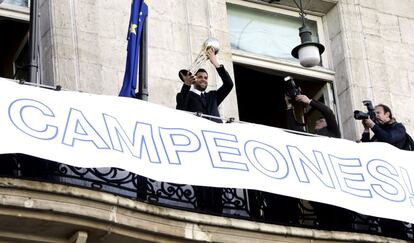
176, 65, 233, 122
310, 100, 341, 138
286, 100, 341, 138
361, 119, 407, 149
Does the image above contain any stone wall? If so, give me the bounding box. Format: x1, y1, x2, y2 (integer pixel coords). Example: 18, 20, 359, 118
147, 0, 238, 118
48, 0, 239, 119
331, 0, 414, 140
49, 0, 130, 94
46, 0, 414, 140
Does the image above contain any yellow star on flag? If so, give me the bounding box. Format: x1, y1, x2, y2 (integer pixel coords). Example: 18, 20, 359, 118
129, 24, 137, 35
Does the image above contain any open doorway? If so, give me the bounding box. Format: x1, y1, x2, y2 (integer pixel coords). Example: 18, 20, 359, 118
0, 17, 29, 80
233, 63, 328, 131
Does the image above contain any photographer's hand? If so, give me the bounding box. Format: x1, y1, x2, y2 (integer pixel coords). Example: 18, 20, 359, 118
295, 95, 311, 104
362, 118, 375, 129
285, 95, 293, 110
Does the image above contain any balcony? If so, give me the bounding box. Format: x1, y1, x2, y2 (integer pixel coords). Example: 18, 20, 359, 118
0, 153, 412, 242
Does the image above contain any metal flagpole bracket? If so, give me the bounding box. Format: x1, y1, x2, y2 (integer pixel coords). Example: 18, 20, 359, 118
18, 80, 63, 91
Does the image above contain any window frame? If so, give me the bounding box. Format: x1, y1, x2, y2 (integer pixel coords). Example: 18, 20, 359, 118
226, 0, 342, 135
0, 2, 30, 80
12, 32, 28, 79
0, 2, 29, 21
226, 0, 334, 79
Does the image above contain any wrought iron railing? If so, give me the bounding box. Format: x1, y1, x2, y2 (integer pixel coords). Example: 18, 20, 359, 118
0, 153, 412, 241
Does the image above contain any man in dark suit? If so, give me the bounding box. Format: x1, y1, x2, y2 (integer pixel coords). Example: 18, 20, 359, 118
175, 48, 233, 214
176, 48, 233, 123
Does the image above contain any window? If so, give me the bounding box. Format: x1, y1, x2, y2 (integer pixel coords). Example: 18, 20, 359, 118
2, 0, 28, 7
0, 1, 29, 80
226, 0, 339, 135
228, 4, 318, 62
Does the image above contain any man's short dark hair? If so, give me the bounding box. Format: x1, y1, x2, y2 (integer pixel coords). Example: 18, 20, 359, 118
195, 68, 208, 75
376, 104, 393, 119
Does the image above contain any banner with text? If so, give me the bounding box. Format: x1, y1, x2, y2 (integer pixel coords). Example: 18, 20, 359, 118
0, 78, 413, 224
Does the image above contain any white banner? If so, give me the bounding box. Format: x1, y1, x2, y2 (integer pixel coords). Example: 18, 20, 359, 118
0, 78, 413, 224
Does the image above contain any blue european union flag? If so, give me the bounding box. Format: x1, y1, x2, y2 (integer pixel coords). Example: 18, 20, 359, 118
119, 0, 148, 98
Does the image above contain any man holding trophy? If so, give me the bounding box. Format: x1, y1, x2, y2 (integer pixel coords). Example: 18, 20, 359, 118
175, 38, 233, 214
176, 38, 233, 123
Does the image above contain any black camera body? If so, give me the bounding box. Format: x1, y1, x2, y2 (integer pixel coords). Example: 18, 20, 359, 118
284, 76, 301, 99
354, 100, 376, 120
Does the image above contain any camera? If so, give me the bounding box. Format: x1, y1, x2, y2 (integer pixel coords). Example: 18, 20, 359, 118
284, 76, 301, 99
353, 100, 376, 120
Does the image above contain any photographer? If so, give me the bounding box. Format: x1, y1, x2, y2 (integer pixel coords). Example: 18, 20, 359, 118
359, 103, 408, 239
286, 94, 341, 138
285, 90, 354, 230
360, 104, 406, 149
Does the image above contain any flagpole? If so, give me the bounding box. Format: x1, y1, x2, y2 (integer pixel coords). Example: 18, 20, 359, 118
137, 19, 148, 101
28, 0, 39, 84
119, 0, 148, 98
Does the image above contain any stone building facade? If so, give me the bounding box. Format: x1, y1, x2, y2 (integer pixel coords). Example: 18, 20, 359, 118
32, 0, 413, 141
0, 0, 413, 242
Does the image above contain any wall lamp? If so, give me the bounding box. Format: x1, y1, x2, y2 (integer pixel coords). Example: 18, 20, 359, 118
291, 0, 325, 67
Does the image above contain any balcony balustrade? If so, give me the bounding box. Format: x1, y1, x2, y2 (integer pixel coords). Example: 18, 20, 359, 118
0, 153, 412, 241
